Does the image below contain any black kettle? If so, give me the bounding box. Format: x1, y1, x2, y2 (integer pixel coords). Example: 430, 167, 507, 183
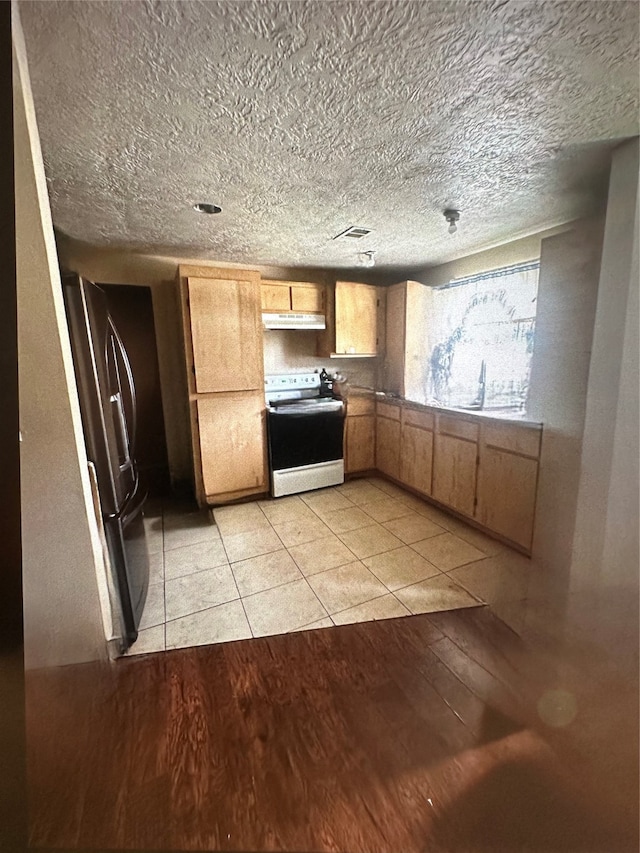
319, 368, 333, 397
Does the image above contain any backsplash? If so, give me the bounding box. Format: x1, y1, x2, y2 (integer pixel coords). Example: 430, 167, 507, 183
263, 330, 377, 387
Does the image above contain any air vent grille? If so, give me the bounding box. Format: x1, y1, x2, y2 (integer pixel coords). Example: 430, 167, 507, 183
333, 226, 372, 240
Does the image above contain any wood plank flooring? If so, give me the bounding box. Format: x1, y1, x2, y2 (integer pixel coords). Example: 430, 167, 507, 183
26, 607, 638, 852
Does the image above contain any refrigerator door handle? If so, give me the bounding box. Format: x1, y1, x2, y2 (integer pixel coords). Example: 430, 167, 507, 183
110, 390, 132, 470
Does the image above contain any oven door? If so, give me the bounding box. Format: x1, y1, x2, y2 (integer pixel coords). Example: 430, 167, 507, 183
267, 406, 346, 496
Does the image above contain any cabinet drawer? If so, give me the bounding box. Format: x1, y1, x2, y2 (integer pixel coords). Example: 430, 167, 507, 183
437, 414, 478, 442
481, 422, 541, 459
347, 395, 375, 416
402, 407, 434, 431
376, 401, 401, 420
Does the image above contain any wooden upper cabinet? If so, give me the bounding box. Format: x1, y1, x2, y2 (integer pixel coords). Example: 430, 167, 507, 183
383, 282, 407, 395
261, 280, 325, 314
334, 281, 379, 355
188, 276, 263, 393
291, 283, 324, 313
261, 282, 291, 312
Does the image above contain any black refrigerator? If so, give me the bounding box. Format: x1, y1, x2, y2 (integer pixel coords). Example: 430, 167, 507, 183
62, 272, 149, 653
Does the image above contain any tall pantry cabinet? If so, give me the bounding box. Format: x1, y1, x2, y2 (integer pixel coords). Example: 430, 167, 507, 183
178, 265, 267, 506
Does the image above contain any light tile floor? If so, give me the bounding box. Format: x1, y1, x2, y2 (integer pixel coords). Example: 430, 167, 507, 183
128, 477, 534, 656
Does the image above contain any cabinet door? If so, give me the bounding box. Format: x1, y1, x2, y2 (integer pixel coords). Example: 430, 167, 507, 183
345, 415, 375, 473
432, 433, 477, 517
291, 284, 324, 313
476, 448, 538, 550
376, 416, 401, 479
197, 392, 266, 499
189, 277, 263, 393
261, 283, 291, 311
335, 282, 378, 355
383, 282, 406, 394
400, 423, 433, 496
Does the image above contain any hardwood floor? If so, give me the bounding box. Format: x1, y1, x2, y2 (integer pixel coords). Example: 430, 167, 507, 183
26, 606, 638, 852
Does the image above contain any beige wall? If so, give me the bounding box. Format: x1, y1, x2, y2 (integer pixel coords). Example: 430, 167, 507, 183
571, 138, 639, 602
14, 11, 110, 669
527, 218, 604, 573
413, 224, 571, 289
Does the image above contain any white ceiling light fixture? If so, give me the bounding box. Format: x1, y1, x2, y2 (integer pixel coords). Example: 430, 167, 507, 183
358, 250, 376, 267
444, 208, 461, 234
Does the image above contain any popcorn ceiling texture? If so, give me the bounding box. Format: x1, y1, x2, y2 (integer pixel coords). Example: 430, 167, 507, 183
20, 0, 639, 272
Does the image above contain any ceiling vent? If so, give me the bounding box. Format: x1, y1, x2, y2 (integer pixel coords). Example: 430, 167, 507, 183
333, 226, 372, 240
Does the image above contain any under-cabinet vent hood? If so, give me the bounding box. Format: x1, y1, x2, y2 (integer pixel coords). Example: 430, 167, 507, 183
262, 313, 326, 330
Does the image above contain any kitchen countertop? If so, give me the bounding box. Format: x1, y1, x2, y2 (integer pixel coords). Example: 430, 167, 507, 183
346, 386, 543, 428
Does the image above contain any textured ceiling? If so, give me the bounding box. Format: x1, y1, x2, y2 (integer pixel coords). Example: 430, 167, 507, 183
20, 0, 640, 273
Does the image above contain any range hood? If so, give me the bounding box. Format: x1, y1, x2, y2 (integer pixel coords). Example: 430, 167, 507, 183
262, 312, 326, 330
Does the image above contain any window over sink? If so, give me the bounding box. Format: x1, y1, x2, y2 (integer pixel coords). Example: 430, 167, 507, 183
421, 261, 540, 414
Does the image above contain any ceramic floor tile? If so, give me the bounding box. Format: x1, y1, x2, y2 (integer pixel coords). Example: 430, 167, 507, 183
448, 554, 532, 604
143, 515, 164, 555
147, 549, 164, 584
272, 515, 332, 548
332, 593, 410, 625
289, 616, 334, 633
300, 488, 355, 515
242, 579, 328, 637
213, 503, 272, 537
363, 546, 442, 591
164, 538, 229, 581
257, 495, 316, 526
412, 532, 487, 571
139, 582, 165, 630
231, 549, 303, 598
307, 561, 389, 615
126, 624, 165, 656
360, 496, 413, 523
396, 494, 458, 528
165, 563, 239, 621
394, 574, 483, 615
382, 512, 446, 544
165, 600, 251, 650
441, 515, 507, 556
321, 506, 375, 534
163, 512, 220, 551
336, 481, 388, 506
338, 524, 404, 559
366, 477, 412, 500
287, 535, 357, 576
221, 527, 284, 563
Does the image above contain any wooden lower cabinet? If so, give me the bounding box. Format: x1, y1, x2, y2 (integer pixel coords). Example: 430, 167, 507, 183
345, 416, 376, 473
376, 416, 401, 480
476, 445, 539, 550
196, 392, 266, 502
432, 433, 477, 518
400, 423, 433, 496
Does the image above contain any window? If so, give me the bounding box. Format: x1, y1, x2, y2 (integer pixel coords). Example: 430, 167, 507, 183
424, 261, 539, 413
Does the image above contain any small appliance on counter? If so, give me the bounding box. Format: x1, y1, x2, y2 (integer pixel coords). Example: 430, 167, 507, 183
265, 371, 346, 497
